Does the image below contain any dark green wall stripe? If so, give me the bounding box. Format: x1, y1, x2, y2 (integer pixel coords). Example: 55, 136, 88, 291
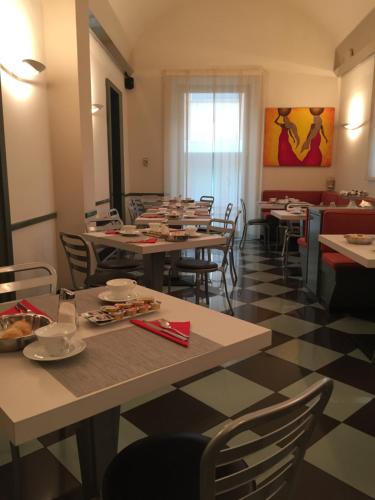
123, 192, 164, 197
95, 198, 110, 206
85, 209, 97, 218
11, 212, 57, 231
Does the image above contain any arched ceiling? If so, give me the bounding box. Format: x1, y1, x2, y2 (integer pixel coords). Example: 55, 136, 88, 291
108, 0, 375, 50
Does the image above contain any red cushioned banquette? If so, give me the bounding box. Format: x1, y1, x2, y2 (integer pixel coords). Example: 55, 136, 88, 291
321, 210, 375, 253
321, 252, 357, 268
262, 190, 323, 205
297, 237, 307, 248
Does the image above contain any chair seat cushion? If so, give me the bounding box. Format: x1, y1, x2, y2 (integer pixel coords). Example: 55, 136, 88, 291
176, 258, 218, 271
297, 237, 307, 248
248, 218, 268, 225
321, 252, 359, 269
98, 259, 140, 270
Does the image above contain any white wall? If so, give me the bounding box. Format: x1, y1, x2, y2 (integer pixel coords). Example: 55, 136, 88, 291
90, 33, 131, 204
126, 0, 340, 194
335, 55, 375, 194
0, 0, 57, 269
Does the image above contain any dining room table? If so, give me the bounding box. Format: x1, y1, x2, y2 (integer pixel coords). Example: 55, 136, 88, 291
135, 214, 212, 225
0, 285, 271, 499
84, 231, 225, 291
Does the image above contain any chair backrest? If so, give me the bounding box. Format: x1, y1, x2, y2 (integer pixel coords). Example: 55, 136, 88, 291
208, 218, 235, 264
240, 198, 247, 224
224, 203, 233, 225
200, 377, 333, 499
0, 262, 57, 297
200, 196, 215, 214
60, 232, 91, 290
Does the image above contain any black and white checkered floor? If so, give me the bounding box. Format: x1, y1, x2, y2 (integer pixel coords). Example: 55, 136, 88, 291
2, 240, 375, 499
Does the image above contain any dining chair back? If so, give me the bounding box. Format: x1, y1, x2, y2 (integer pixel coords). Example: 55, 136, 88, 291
200, 195, 215, 214
0, 262, 57, 298
224, 202, 233, 225
200, 377, 333, 499
60, 233, 91, 290
207, 218, 235, 267
102, 378, 333, 500
239, 198, 270, 250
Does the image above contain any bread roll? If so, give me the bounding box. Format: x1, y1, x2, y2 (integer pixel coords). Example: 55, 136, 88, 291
1, 326, 23, 339
12, 320, 32, 336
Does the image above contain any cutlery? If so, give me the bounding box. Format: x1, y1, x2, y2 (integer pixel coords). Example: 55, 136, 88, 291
143, 321, 188, 342
158, 319, 189, 339
16, 302, 32, 313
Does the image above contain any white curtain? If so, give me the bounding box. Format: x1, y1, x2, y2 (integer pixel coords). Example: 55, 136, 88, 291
163, 69, 263, 226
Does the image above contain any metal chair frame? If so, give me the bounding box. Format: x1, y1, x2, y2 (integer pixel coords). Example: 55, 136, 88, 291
281, 204, 310, 267
200, 195, 215, 214
0, 262, 57, 297
239, 198, 270, 251
60, 233, 93, 290
200, 377, 333, 499
168, 218, 235, 314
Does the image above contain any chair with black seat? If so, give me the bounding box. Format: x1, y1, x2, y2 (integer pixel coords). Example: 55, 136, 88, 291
60, 233, 139, 290
239, 198, 270, 250
200, 195, 215, 214
224, 202, 233, 225
92, 245, 141, 273
168, 218, 235, 314
102, 378, 333, 500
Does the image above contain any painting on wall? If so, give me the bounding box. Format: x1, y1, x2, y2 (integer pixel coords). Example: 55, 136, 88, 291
263, 107, 335, 167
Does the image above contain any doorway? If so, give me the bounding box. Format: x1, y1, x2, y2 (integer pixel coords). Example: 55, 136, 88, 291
0, 75, 13, 268
106, 79, 125, 221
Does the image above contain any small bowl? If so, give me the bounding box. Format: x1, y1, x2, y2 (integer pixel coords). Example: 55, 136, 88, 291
344, 234, 375, 245
0, 314, 52, 352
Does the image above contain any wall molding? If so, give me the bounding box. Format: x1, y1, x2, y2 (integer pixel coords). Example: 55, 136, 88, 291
95, 198, 110, 206
11, 212, 57, 231
123, 192, 164, 197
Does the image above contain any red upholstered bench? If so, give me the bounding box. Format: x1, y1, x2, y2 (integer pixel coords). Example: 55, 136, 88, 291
321, 252, 358, 268
318, 209, 375, 310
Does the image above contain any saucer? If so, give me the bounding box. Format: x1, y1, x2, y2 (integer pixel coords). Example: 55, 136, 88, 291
98, 291, 137, 303
23, 338, 86, 362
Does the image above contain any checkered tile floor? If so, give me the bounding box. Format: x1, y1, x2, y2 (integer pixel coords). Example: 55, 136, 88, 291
2, 241, 375, 499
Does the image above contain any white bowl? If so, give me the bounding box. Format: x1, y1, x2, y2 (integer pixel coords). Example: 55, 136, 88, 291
344, 234, 375, 245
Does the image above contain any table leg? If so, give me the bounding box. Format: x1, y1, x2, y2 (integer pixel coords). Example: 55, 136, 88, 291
143, 253, 166, 291
76, 406, 120, 500
10, 443, 21, 500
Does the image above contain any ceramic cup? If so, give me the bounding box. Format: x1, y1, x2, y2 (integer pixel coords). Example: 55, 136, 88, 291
106, 278, 137, 300
35, 322, 76, 357
269, 197, 277, 202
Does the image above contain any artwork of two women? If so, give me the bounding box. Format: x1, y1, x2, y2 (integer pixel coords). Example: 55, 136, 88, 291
263, 107, 335, 167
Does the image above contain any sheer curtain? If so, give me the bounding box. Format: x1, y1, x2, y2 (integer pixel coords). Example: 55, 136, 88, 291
163, 69, 263, 225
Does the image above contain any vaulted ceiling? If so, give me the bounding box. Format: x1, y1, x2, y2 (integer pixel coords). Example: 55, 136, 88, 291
109, 0, 375, 50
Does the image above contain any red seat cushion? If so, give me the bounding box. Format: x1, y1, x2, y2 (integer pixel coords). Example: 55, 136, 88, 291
322, 252, 359, 269
297, 237, 307, 248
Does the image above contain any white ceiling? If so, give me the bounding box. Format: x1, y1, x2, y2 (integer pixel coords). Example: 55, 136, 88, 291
108, 0, 375, 49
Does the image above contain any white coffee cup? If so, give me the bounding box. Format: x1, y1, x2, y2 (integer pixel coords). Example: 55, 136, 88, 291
36, 322, 76, 356
185, 225, 196, 235
122, 225, 136, 233
269, 197, 277, 202
106, 278, 137, 300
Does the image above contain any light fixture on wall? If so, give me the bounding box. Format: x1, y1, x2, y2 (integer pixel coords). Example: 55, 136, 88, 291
342, 121, 367, 130
0, 58, 46, 80
91, 104, 104, 115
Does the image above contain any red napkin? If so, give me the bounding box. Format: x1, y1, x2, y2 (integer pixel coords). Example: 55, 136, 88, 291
131, 319, 190, 347
0, 299, 51, 318
134, 237, 157, 244
104, 230, 120, 235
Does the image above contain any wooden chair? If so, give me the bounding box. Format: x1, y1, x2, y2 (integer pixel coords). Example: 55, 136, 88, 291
102, 378, 333, 500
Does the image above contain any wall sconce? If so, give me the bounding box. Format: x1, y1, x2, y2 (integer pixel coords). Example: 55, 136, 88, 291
91, 104, 104, 115
342, 121, 367, 130
0, 58, 46, 80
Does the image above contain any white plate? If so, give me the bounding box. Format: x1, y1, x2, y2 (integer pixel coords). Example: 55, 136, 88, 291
98, 291, 137, 303
119, 231, 141, 236
23, 338, 86, 362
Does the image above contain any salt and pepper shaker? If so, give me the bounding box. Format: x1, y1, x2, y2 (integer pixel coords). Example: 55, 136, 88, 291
58, 288, 78, 329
